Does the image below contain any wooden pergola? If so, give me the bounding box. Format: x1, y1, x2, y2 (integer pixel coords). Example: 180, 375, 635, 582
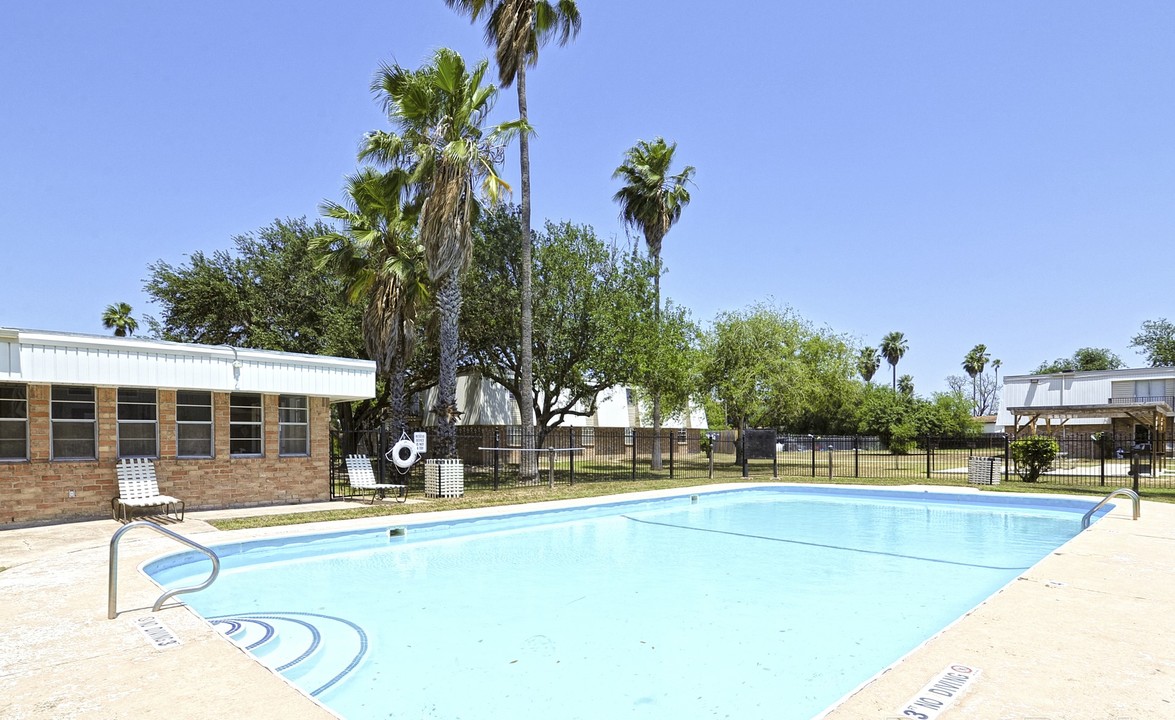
1008, 401, 1170, 473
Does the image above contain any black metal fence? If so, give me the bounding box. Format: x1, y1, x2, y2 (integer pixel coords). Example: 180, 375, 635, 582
328, 427, 1175, 499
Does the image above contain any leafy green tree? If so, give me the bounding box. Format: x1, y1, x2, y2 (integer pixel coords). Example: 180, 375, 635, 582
879, 331, 908, 391
462, 207, 681, 445
1034, 347, 1124, 373
145, 218, 361, 357
1010, 435, 1059, 483
312, 168, 429, 434
857, 346, 880, 384
699, 303, 856, 436
363, 48, 513, 459
101, 302, 138, 337
446, 0, 582, 481
613, 137, 695, 470
1130, 319, 1175, 367
855, 385, 915, 448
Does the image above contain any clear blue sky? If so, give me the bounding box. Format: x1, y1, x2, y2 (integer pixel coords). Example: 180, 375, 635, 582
2, 1, 1173, 392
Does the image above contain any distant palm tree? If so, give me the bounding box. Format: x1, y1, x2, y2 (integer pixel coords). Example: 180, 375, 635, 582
445, 0, 581, 482
992, 358, 1002, 386
613, 137, 695, 470
101, 302, 138, 337
897, 374, 915, 397
857, 346, 880, 383
362, 48, 512, 458
312, 167, 428, 434
879, 331, 908, 391
962, 344, 990, 414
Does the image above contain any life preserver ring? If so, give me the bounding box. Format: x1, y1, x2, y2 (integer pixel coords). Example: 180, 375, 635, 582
389, 438, 419, 469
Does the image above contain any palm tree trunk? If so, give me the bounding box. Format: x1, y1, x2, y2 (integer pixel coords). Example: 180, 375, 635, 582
517, 63, 538, 483
892, 364, 897, 392
390, 332, 408, 437
434, 269, 461, 459
651, 252, 663, 470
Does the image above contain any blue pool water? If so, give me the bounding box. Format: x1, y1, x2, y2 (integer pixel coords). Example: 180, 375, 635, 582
147, 487, 1105, 719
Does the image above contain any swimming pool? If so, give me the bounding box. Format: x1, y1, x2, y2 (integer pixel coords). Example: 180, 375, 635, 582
147, 486, 1107, 719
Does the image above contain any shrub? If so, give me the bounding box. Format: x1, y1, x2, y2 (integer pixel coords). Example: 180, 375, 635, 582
1010, 435, 1059, 482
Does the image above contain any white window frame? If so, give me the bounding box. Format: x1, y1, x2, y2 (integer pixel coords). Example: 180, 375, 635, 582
229, 393, 263, 457
506, 425, 522, 447
117, 388, 158, 459
278, 395, 310, 457
51, 385, 97, 461
624, 427, 634, 446
677, 427, 688, 445
0, 383, 28, 462
176, 390, 214, 458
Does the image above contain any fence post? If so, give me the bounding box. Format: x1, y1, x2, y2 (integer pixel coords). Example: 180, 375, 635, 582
810, 436, 817, 477
493, 429, 500, 491
708, 433, 715, 480
569, 427, 576, 486
925, 436, 932, 479
632, 430, 637, 481
1003, 434, 1010, 483
669, 430, 675, 479
548, 446, 555, 489
772, 430, 778, 479
854, 437, 860, 478
1100, 434, 1105, 487
377, 425, 387, 483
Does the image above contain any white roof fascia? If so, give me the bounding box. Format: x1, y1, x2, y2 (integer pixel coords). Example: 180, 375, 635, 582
2, 328, 375, 402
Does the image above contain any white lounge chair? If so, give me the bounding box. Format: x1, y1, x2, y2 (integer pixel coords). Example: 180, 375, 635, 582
345, 454, 407, 504
113, 458, 184, 522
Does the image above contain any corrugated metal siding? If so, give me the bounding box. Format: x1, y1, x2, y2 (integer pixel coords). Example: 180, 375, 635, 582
0, 340, 17, 378
1111, 381, 1134, 400
11, 334, 373, 400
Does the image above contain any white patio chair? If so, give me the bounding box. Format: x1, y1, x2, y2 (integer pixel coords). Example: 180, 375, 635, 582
345, 455, 407, 504
113, 458, 184, 522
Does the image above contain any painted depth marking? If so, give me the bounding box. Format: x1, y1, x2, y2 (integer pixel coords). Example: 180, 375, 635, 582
893, 664, 981, 719
133, 615, 182, 649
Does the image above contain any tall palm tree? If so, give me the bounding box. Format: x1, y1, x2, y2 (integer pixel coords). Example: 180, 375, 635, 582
445, 0, 581, 481
362, 48, 513, 458
101, 302, 138, 337
857, 346, 880, 384
992, 358, 1002, 387
962, 344, 990, 415
312, 167, 428, 434
879, 331, 908, 391
613, 137, 695, 470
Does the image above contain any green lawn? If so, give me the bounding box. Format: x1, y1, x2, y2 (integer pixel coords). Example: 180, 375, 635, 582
212, 469, 1172, 531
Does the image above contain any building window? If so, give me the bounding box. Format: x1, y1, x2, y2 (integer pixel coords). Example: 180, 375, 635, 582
117, 388, 158, 458
624, 427, 634, 446
176, 390, 213, 458
678, 427, 688, 445
1134, 380, 1166, 402
579, 426, 595, 447
229, 393, 263, 456
51, 386, 96, 460
0, 383, 27, 461
279, 395, 309, 456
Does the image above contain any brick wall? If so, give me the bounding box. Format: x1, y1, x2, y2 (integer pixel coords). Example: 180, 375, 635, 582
0, 385, 331, 527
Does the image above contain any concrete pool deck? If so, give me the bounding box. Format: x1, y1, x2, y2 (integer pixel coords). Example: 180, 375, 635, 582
1, 485, 1173, 719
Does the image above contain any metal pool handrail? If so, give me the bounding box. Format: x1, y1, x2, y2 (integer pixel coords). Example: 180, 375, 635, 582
1081, 488, 1140, 530
108, 520, 221, 619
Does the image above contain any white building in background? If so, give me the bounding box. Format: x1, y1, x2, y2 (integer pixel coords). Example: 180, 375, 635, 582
416, 370, 708, 430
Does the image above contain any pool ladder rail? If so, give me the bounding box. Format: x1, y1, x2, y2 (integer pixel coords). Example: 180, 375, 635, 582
1081, 488, 1141, 531
108, 520, 221, 620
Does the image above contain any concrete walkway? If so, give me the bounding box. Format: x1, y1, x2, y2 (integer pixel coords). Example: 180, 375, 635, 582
1, 488, 1173, 719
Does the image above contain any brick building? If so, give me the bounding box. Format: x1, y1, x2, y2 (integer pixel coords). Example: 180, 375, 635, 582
0, 328, 374, 526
